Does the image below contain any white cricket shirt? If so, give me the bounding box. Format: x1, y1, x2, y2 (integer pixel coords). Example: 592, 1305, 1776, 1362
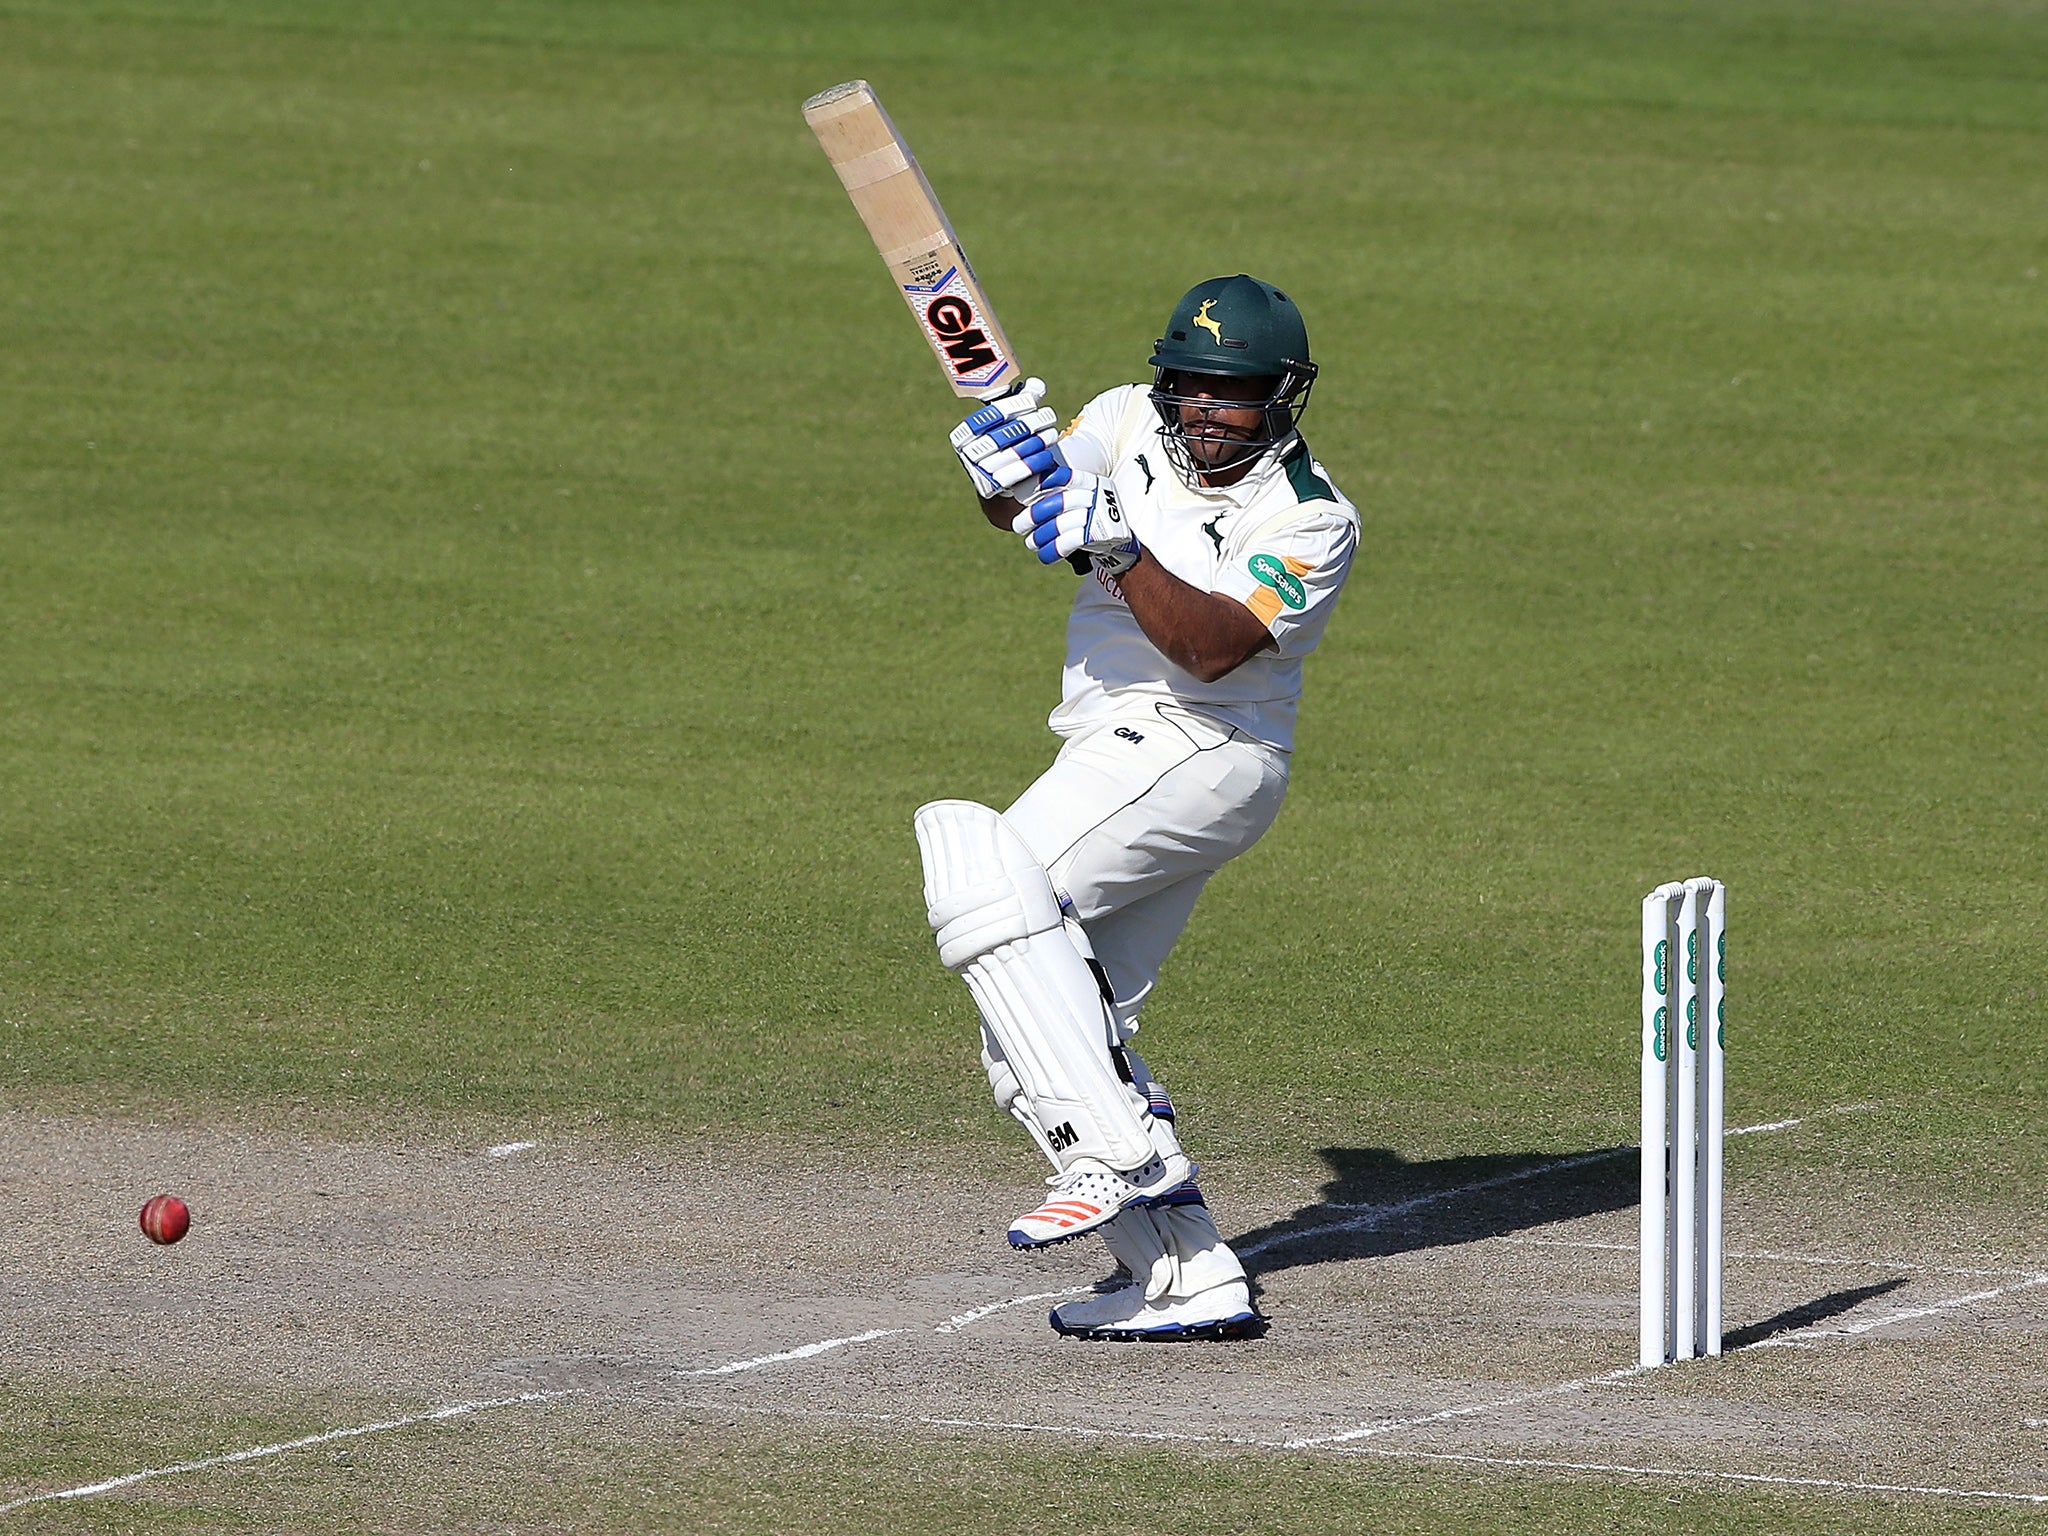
1050, 383, 1358, 753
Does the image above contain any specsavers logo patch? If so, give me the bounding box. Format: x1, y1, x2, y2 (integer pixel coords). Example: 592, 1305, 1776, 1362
1248, 553, 1307, 609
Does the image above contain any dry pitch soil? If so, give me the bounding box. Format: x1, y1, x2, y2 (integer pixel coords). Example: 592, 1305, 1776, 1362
4, 1109, 2047, 1512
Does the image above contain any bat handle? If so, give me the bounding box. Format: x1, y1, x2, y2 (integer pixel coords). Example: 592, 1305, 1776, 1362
1067, 553, 1091, 576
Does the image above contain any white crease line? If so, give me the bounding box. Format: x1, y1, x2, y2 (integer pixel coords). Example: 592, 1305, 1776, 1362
1500, 1237, 2048, 1281
1283, 1366, 1648, 1449
1747, 1273, 2048, 1349
484, 1141, 536, 1159
1499, 1237, 1648, 1253
1242, 1112, 1817, 1261
1454, 1268, 2048, 1358
0, 1101, 1920, 1514
667, 1397, 2048, 1508
0, 1392, 580, 1516
0, 1328, 900, 1515
1343, 1446, 2048, 1506
1728, 1102, 1880, 1137
1265, 1104, 2040, 1453
904, 1415, 1232, 1445
1726, 1116, 1803, 1137
934, 1290, 1089, 1334
1736, 1251, 2048, 1283
667, 1328, 902, 1377
1310, 1261, 2048, 1453
665, 1394, 1272, 1448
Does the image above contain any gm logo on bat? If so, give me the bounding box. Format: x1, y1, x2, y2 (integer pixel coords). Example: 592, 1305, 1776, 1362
922, 293, 1002, 377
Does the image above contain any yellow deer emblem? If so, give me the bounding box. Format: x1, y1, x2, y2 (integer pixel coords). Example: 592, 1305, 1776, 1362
1192, 298, 1224, 344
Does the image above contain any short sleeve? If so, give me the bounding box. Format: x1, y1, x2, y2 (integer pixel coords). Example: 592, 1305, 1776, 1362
1211, 511, 1358, 660
1056, 385, 1145, 477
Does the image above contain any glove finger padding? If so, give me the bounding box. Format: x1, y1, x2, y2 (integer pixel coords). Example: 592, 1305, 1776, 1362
956, 408, 1058, 464
951, 385, 1067, 503
949, 377, 1047, 448
973, 430, 1064, 500
1019, 469, 1139, 575
1022, 492, 1085, 560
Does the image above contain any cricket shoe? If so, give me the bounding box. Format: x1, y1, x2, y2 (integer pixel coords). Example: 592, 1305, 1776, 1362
1048, 1278, 1260, 1342
1006, 1151, 1192, 1249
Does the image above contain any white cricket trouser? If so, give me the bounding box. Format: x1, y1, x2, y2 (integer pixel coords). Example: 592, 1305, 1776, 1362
1004, 700, 1290, 1038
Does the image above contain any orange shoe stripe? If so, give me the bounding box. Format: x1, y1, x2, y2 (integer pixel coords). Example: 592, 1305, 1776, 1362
1028, 1202, 1103, 1223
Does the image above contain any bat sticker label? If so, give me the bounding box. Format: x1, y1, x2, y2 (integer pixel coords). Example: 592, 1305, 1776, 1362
901, 266, 1010, 390
925, 295, 999, 375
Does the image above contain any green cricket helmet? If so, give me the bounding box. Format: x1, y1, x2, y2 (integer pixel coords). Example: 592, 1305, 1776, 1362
1148, 274, 1317, 479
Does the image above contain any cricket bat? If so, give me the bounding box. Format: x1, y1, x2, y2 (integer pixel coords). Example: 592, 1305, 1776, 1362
802, 80, 1020, 400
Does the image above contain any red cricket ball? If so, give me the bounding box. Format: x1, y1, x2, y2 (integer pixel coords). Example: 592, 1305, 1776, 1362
139, 1194, 190, 1245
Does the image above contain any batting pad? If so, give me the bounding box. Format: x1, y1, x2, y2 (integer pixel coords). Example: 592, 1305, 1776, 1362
915, 799, 1154, 1172
981, 1026, 1061, 1170
1102, 1200, 1247, 1303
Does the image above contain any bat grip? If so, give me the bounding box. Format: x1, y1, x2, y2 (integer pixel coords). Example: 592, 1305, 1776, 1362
1067, 553, 1091, 575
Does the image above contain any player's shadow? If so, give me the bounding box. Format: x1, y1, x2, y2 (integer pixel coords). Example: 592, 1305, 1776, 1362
1718, 1277, 1908, 1351
1231, 1144, 1638, 1279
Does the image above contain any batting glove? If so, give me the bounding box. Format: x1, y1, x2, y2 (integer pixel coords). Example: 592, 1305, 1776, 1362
949, 377, 1066, 503
1014, 467, 1140, 577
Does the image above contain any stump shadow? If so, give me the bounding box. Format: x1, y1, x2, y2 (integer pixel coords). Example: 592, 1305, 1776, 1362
1232, 1144, 1638, 1279
1719, 1277, 1910, 1351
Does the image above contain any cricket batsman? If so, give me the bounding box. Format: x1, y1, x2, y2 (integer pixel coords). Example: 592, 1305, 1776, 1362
913, 275, 1359, 1341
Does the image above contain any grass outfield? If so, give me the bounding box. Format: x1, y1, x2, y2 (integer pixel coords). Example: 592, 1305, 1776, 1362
2, 0, 2043, 1212
4, 1389, 2043, 1536
0, 1392, 2033, 1536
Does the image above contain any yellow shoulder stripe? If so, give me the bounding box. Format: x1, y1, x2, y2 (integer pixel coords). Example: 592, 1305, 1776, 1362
1243, 587, 1284, 627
